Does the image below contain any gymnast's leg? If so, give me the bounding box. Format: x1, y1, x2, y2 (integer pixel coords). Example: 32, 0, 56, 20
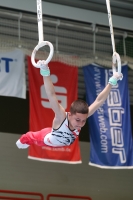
16, 128, 52, 149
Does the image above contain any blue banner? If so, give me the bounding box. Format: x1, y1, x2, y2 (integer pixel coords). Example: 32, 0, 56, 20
83, 64, 133, 169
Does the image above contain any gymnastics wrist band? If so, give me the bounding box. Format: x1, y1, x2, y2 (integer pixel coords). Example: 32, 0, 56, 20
40, 68, 50, 76
108, 76, 117, 86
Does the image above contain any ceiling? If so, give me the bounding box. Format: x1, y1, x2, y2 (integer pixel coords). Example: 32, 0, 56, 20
42, 0, 133, 18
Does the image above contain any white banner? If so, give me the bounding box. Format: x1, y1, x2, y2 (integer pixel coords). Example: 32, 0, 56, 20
0, 49, 26, 99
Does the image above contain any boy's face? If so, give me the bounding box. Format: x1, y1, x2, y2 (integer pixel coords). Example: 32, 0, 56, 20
68, 112, 88, 130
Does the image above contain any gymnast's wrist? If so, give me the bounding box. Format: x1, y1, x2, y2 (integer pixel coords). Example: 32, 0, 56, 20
108, 76, 117, 86
40, 68, 50, 76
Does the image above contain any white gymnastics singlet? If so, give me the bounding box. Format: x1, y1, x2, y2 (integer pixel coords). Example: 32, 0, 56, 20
44, 113, 80, 147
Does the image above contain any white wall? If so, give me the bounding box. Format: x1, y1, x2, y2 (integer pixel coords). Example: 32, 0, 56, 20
0, 132, 133, 200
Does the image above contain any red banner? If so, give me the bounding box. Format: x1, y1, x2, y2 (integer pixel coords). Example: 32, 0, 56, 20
27, 56, 81, 163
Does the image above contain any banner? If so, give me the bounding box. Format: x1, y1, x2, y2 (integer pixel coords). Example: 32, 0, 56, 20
83, 64, 133, 169
27, 56, 81, 163
0, 49, 26, 99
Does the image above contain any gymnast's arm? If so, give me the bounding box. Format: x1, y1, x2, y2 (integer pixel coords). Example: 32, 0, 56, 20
43, 76, 66, 126
88, 71, 123, 117
88, 83, 112, 117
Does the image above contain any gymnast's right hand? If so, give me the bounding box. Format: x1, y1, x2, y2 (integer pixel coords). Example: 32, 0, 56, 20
37, 60, 50, 76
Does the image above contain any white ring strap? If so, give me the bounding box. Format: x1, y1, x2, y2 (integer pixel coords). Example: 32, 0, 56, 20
106, 0, 115, 53
106, 0, 122, 77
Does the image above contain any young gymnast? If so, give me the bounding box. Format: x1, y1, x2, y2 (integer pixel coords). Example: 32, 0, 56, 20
16, 55, 123, 149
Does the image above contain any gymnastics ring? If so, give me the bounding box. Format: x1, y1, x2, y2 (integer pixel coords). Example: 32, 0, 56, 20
31, 41, 54, 68
31, 0, 54, 67
112, 52, 122, 80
